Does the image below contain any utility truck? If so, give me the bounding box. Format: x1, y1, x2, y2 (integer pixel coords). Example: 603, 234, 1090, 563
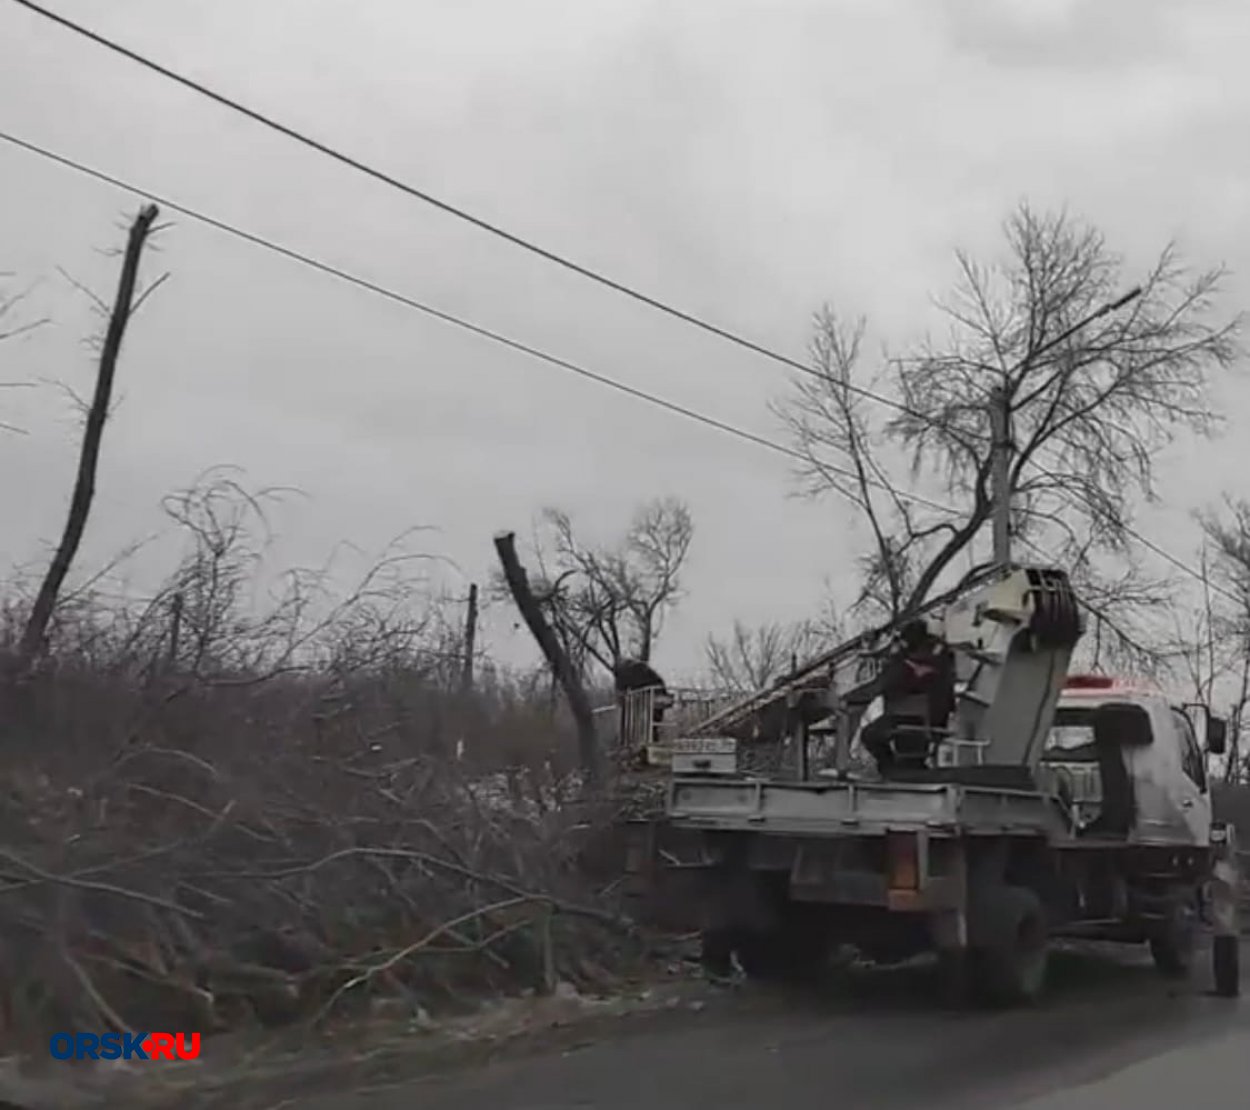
624, 563, 1242, 1005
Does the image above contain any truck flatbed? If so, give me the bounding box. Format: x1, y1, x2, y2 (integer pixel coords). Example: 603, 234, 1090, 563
668, 773, 1068, 839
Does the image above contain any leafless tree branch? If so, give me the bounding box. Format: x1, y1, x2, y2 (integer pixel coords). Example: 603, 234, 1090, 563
776, 202, 1241, 628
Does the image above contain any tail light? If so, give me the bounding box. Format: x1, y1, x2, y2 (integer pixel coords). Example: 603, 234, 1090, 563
1065, 674, 1115, 689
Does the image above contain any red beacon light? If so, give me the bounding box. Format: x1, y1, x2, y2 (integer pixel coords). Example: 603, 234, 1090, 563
1064, 674, 1117, 690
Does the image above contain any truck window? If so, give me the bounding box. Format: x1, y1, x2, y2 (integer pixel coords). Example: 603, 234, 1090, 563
1171, 709, 1207, 792
1043, 706, 1099, 762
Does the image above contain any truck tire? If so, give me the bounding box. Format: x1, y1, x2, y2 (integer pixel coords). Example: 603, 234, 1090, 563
1213, 934, 1240, 998
968, 885, 1049, 1007
735, 909, 830, 983
1149, 890, 1198, 978
734, 931, 790, 979
936, 948, 969, 1009
699, 928, 737, 981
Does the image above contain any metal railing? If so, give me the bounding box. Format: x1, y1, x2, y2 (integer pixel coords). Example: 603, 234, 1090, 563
601, 688, 1024, 774
596, 686, 741, 765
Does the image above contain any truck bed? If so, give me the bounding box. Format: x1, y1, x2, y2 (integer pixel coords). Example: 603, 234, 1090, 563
667, 773, 1070, 839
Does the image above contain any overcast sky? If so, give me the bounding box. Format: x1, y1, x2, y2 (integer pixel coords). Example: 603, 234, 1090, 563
2, 0, 1249, 682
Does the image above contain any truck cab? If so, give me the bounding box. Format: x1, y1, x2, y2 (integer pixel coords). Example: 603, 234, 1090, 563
1040, 674, 1219, 847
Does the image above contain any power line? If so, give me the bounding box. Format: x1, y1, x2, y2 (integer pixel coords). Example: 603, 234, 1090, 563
0, 127, 962, 524
10, 0, 1153, 454
12, 0, 1208, 588
0, 120, 1220, 604
1022, 462, 1242, 607
4, 0, 930, 417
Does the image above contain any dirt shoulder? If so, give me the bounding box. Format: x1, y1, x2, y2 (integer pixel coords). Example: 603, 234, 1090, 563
0, 969, 730, 1110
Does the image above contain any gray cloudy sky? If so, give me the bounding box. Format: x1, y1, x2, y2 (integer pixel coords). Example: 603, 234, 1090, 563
2, 0, 1248, 681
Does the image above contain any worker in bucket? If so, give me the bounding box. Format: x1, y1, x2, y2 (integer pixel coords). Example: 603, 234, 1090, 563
860, 618, 955, 774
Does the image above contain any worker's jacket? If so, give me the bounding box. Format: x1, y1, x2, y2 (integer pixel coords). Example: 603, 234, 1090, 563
879, 642, 955, 727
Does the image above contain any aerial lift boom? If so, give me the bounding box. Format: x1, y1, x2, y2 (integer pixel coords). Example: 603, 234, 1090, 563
686, 562, 1083, 781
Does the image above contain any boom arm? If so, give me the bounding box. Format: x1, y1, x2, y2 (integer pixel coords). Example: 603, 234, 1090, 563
694, 566, 1005, 740
694, 564, 1083, 770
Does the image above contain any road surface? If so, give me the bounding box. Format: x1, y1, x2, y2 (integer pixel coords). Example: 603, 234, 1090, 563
296, 942, 1247, 1110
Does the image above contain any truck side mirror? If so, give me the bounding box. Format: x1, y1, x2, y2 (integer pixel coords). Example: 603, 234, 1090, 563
1207, 714, 1228, 756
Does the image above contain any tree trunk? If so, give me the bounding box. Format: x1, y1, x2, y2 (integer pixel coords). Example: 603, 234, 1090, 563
494, 532, 603, 784
17, 204, 160, 669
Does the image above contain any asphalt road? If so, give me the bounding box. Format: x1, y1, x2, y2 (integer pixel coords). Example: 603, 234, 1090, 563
299, 942, 1249, 1110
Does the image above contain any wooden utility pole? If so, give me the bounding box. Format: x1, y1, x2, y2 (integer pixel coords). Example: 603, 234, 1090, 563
989, 385, 1013, 569
166, 591, 185, 673
494, 532, 603, 784
460, 582, 478, 695
18, 204, 161, 668
985, 285, 1143, 573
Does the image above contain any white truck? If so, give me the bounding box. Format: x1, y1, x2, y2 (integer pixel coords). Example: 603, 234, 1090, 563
624, 563, 1242, 1005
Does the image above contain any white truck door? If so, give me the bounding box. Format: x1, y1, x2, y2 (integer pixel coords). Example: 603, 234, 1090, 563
1169, 707, 1212, 845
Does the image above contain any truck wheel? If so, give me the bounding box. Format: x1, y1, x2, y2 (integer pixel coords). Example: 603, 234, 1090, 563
736, 911, 830, 983
1213, 934, 1240, 998
735, 931, 789, 979
968, 885, 1049, 1007
935, 948, 969, 1009
1149, 891, 1198, 978
699, 928, 737, 981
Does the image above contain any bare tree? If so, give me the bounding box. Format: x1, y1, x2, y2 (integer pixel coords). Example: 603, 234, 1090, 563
17, 206, 164, 669
776, 203, 1241, 647
494, 531, 602, 783
0, 273, 47, 346
704, 613, 842, 694
519, 497, 694, 679
1183, 501, 1250, 782
0, 272, 47, 436
1068, 559, 1176, 675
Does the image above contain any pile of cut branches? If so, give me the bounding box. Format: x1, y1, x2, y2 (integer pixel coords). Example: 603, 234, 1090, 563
0, 727, 649, 1053
0, 475, 673, 1053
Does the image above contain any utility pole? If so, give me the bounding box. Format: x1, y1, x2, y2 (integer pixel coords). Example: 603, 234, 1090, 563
990, 385, 1013, 569
979, 286, 1144, 579
459, 582, 478, 696
166, 591, 184, 673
